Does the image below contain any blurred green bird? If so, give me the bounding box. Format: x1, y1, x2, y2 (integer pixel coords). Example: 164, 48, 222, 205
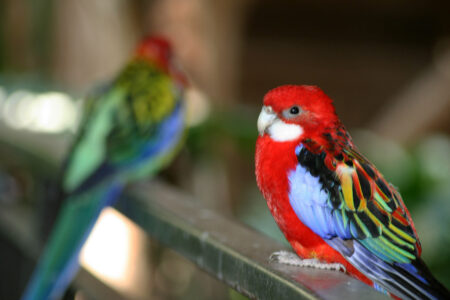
22, 36, 187, 300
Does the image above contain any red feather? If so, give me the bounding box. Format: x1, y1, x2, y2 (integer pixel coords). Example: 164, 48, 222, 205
255, 85, 449, 299
255, 135, 373, 286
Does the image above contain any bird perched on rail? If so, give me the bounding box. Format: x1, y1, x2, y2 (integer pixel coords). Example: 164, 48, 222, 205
22, 36, 187, 300
255, 85, 449, 299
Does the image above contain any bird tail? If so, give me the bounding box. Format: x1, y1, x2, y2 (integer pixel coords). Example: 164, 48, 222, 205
21, 182, 123, 300
392, 258, 450, 300
38, 180, 66, 242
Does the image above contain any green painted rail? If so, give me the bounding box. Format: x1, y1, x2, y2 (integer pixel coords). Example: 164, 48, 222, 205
116, 181, 386, 299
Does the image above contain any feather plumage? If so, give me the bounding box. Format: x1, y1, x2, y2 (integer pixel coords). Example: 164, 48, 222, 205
22, 36, 186, 300
255, 85, 449, 299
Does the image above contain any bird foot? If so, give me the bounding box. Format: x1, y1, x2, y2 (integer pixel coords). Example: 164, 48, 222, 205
269, 250, 346, 272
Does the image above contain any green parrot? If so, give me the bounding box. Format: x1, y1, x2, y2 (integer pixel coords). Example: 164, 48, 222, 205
22, 36, 187, 300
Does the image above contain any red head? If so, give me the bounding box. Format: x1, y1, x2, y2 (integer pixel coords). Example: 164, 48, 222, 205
258, 85, 339, 142
135, 35, 187, 86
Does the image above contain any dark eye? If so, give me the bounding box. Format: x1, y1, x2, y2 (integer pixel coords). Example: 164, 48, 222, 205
282, 105, 302, 119
289, 106, 300, 115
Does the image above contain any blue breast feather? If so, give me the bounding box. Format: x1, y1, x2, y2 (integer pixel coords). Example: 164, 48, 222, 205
288, 144, 352, 240
136, 100, 185, 162
288, 144, 441, 299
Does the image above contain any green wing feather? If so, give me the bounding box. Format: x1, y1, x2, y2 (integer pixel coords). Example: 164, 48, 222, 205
63, 59, 180, 193
331, 147, 421, 263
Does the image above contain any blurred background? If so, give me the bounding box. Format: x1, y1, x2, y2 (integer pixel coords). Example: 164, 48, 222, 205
0, 0, 449, 299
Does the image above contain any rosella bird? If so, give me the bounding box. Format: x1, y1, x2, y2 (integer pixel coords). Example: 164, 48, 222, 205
22, 36, 187, 300
255, 85, 449, 299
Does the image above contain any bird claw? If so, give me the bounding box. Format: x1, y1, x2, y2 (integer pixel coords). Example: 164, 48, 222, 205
269, 250, 346, 272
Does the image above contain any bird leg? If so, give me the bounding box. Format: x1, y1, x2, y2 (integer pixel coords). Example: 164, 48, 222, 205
269, 250, 346, 272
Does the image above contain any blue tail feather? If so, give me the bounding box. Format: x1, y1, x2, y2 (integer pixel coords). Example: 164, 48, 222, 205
328, 238, 449, 299
393, 259, 450, 300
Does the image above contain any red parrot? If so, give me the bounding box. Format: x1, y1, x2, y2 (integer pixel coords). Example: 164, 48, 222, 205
255, 85, 449, 299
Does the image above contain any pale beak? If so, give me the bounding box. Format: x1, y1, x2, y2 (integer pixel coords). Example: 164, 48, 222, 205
257, 106, 277, 136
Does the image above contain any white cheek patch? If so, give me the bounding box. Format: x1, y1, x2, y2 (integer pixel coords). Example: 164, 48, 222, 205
268, 119, 304, 142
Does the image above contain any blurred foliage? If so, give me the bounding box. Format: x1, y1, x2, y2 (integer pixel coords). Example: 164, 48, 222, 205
186, 105, 258, 161
0, 74, 64, 94
0, 1, 5, 71
29, 0, 54, 73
